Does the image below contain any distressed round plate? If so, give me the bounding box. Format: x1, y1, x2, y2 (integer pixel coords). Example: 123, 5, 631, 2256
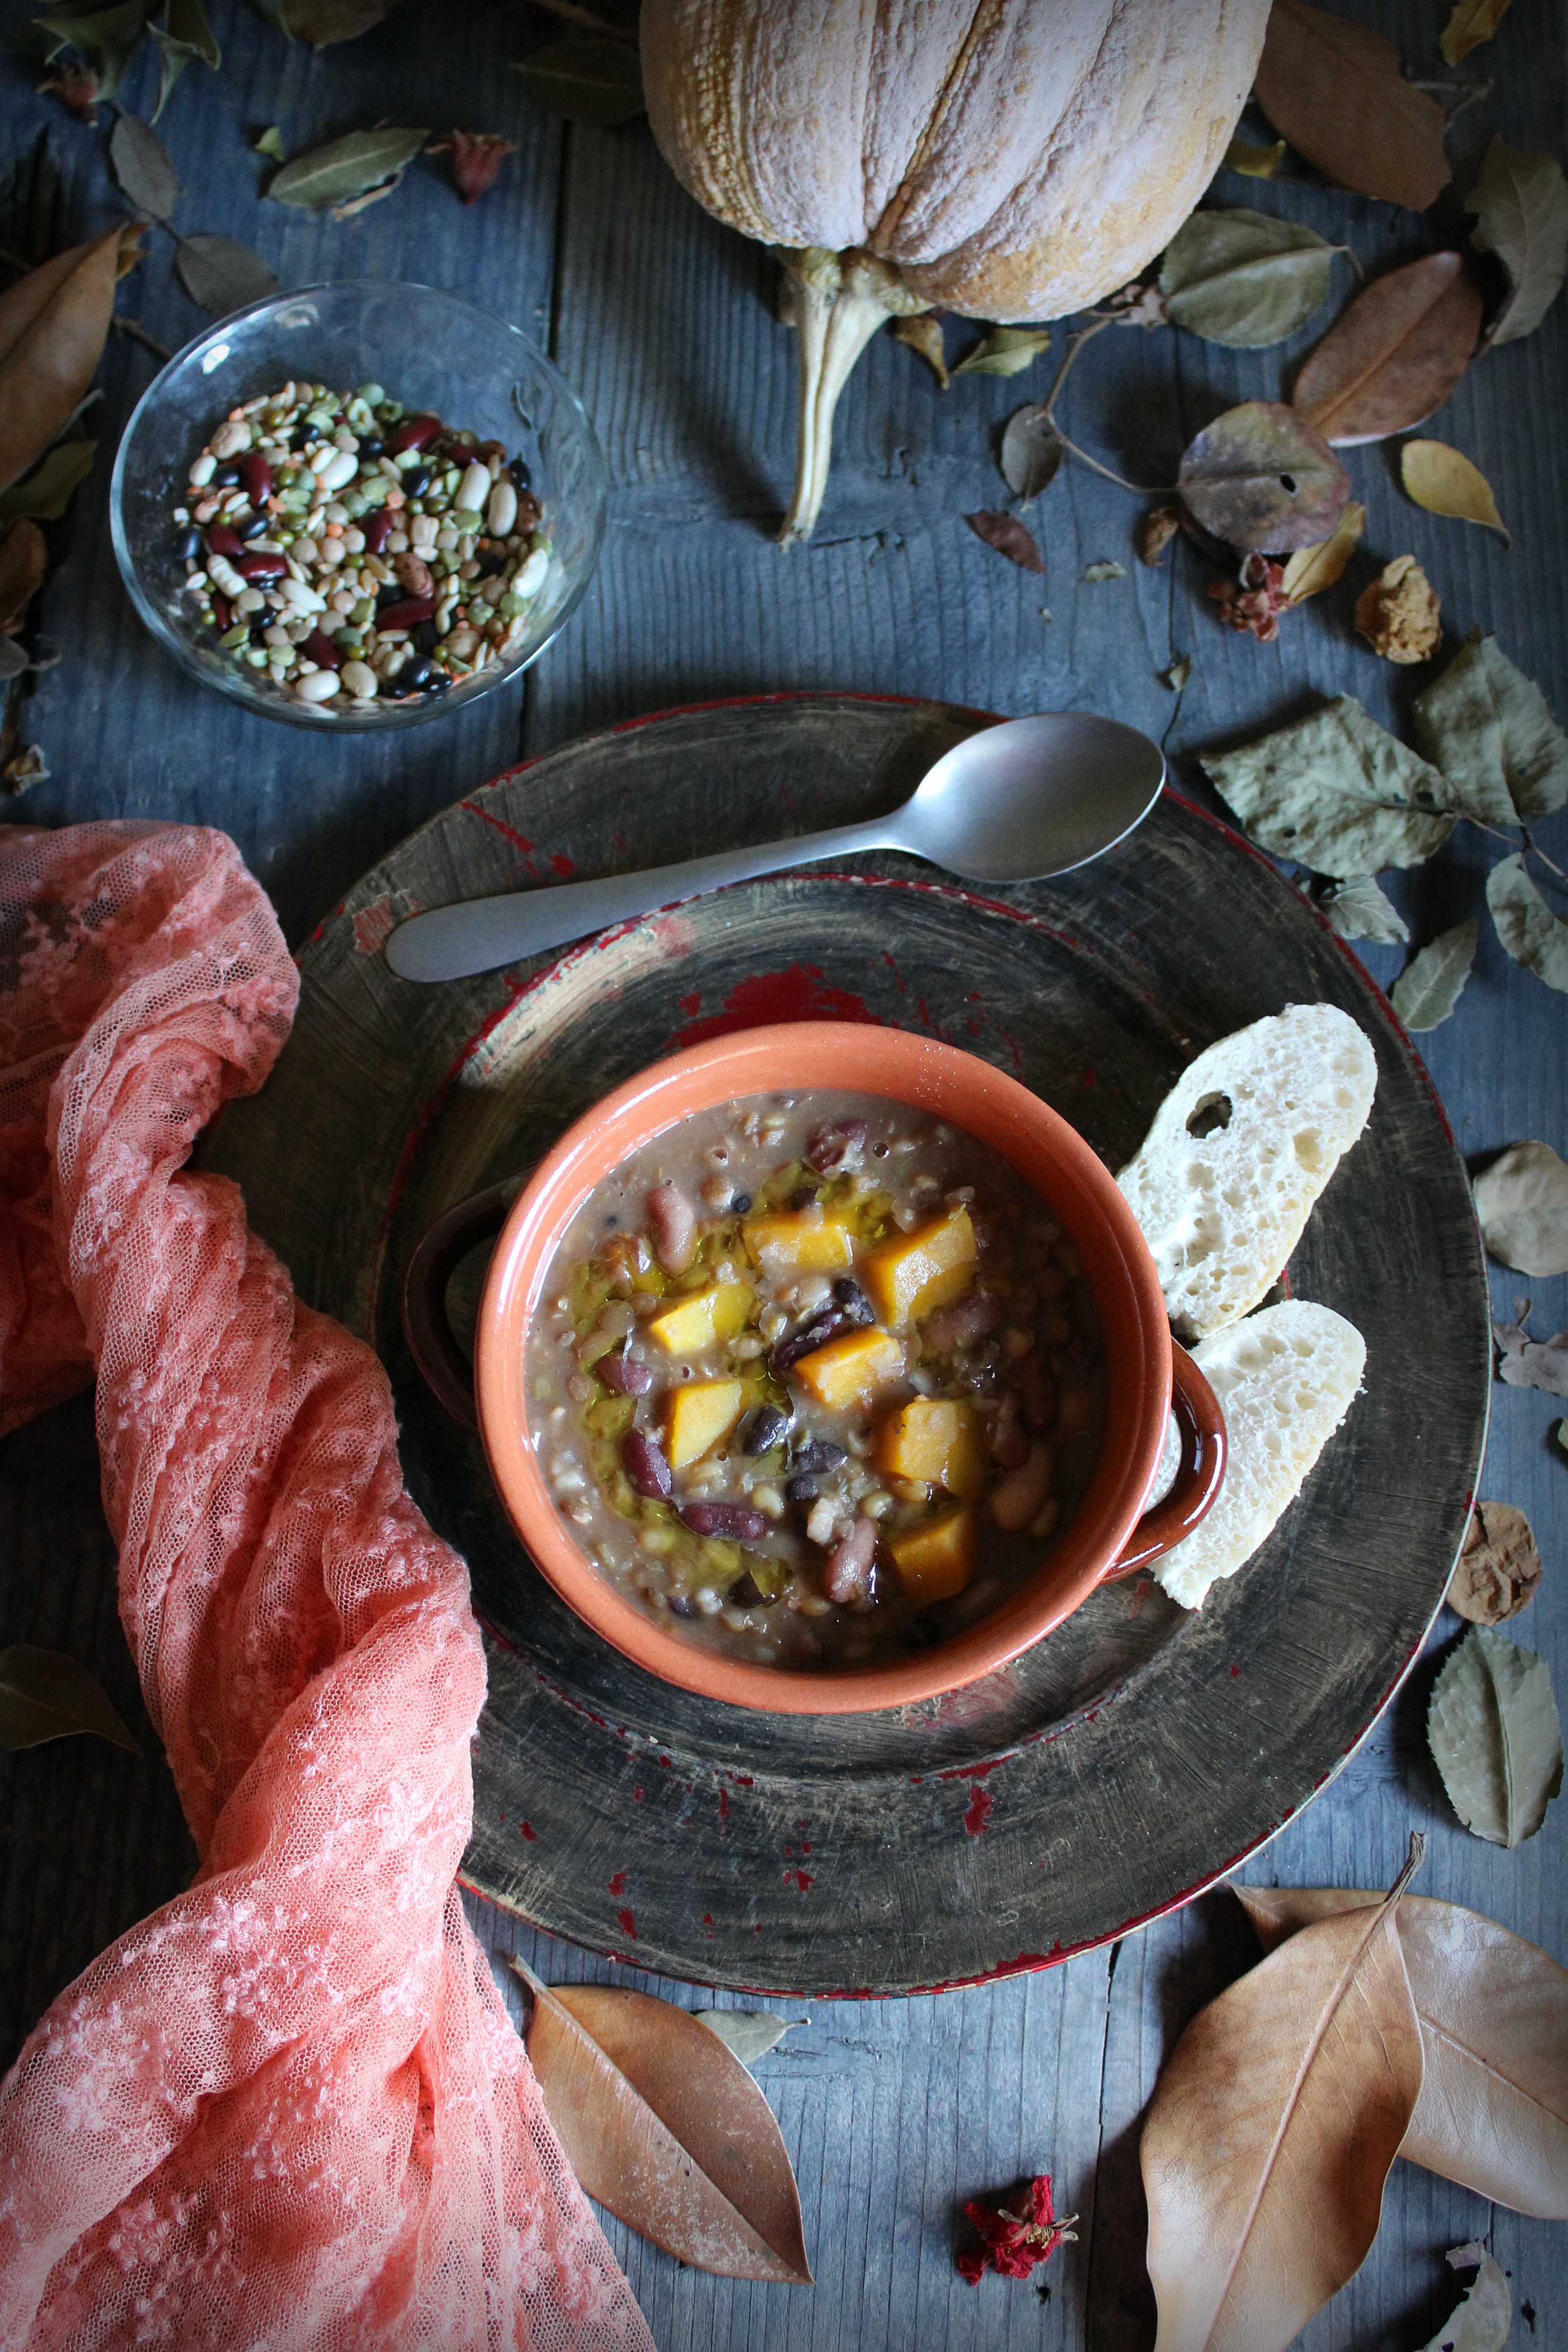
205, 693, 1490, 1995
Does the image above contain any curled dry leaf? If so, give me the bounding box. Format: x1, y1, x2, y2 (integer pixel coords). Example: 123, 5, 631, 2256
1423, 2247, 1511, 2352
999, 403, 1060, 504
1493, 1302, 1568, 1397
1138, 505, 1181, 566
0, 519, 48, 635
1281, 498, 1363, 603
514, 38, 646, 128
267, 126, 429, 211
109, 109, 181, 222
175, 234, 280, 318
953, 326, 1052, 379
0, 225, 133, 497
1450, 1501, 1543, 1624
892, 312, 949, 389
1237, 1887, 1568, 2221
1314, 874, 1409, 945
1158, 208, 1340, 349
1, 744, 48, 795
1442, 0, 1515, 65
1487, 854, 1568, 995
1178, 400, 1349, 554
1143, 1838, 1425, 2352
1295, 254, 1483, 448
1253, 0, 1450, 211
1353, 556, 1442, 665
1401, 439, 1509, 544
1429, 1625, 1563, 1848
1200, 697, 1452, 878
512, 1958, 812, 2281
1474, 1141, 1568, 1277
1224, 136, 1286, 180
964, 510, 1044, 574
1413, 631, 1568, 826
1391, 919, 1476, 1032
1467, 136, 1568, 347
0, 1642, 140, 1752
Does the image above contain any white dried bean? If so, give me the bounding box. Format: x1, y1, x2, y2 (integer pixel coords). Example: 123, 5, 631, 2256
294, 668, 341, 703
340, 660, 378, 700
187, 451, 216, 487
487, 479, 517, 536
210, 419, 251, 459
457, 461, 491, 513
516, 547, 550, 597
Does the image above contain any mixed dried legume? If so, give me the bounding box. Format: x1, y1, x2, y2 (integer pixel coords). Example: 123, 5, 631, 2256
175, 381, 552, 708
529, 1092, 1105, 1669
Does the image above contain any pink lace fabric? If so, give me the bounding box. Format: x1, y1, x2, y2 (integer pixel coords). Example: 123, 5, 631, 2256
0, 823, 653, 2352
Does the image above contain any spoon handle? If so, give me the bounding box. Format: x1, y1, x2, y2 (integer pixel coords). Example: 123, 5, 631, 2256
383, 815, 902, 982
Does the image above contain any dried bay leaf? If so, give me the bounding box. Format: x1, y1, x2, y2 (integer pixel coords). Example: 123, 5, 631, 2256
0, 518, 47, 633
0, 438, 96, 524
1473, 1142, 1568, 1277
1281, 497, 1364, 602
0, 1642, 140, 1752
1237, 1888, 1568, 2220
1429, 1625, 1563, 1848
964, 510, 1044, 574
1493, 1303, 1568, 1397
1442, 0, 1515, 65
1159, 208, 1339, 349
892, 312, 948, 389
1081, 559, 1125, 583
175, 233, 280, 317
1225, 135, 1286, 180
1467, 136, 1568, 346
1295, 253, 1482, 447
953, 326, 1051, 378
0, 226, 130, 495
1143, 1840, 1425, 2352
254, 126, 287, 160
1178, 400, 1349, 553
1391, 918, 1476, 1031
1201, 697, 1453, 876
999, 403, 1060, 504
1413, 632, 1568, 825
1401, 440, 1508, 541
109, 109, 180, 220
267, 125, 428, 210
513, 38, 645, 128
1315, 873, 1408, 944
1254, 0, 1450, 212
512, 1958, 812, 2281
1423, 2247, 1511, 2352
695, 2010, 796, 2065
1450, 1502, 1543, 1624
1487, 854, 1568, 995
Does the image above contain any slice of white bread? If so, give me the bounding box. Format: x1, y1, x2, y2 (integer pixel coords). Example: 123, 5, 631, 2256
1117, 1004, 1376, 1339
1156, 1300, 1366, 1611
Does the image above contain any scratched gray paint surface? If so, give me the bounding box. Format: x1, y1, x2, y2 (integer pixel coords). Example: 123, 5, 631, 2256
1, 2, 1565, 2346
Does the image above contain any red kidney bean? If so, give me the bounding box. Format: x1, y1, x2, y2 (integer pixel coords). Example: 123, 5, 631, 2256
1016, 1353, 1057, 1434
806, 1118, 867, 1173
362, 508, 394, 556
386, 412, 442, 456
679, 1501, 767, 1542
921, 1289, 1000, 1355
238, 453, 272, 504
986, 1389, 1031, 1471
991, 1442, 1053, 1533
206, 523, 244, 557
301, 629, 343, 671
236, 551, 287, 583
212, 592, 231, 631
374, 596, 434, 632
823, 1516, 878, 1605
646, 1181, 696, 1275
622, 1430, 672, 1500
599, 1349, 652, 1396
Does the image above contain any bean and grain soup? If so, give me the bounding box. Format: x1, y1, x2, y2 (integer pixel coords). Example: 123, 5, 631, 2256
528, 1093, 1104, 1668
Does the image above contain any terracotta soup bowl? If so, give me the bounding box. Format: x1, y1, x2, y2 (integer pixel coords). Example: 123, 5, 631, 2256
404, 1022, 1225, 1714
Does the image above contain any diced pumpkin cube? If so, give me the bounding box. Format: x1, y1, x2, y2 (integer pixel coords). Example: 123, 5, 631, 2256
792, 1326, 905, 1412
742, 1209, 854, 1272
865, 1207, 978, 1328
877, 1398, 987, 1500
646, 1280, 752, 1356
665, 1378, 746, 1469
887, 1506, 976, 1602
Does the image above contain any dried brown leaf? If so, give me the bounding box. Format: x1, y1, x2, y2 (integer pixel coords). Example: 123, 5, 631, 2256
0, 225, 131, 495
964, 510, 1044, 574
1178, 400, 1350, 553
1254, 0, 1451, 210
1237, 1886, 1568, 2218
1450, 1502, 1543, 1624
1442, 0, 1515, 65
1493, 1303, 1568, 1397
1354, 556, 1442, 664
1295, 253, 1482, 447
1466, 136, 1568, 347
0, 1642, 140, 1752
1401, 439, 1509, 541
514, 1958, 812, 2282
1143, 1840, 1425, 2352
892, 312, 949, 390
1474, 1141, 1568, 1276
1281, 498, 1364, 601
0, 518, 47, 634
1423, 2248, 1512, 2352
1138, 504, 1181, 566
952, 326, 1051, 378
999, 403, 1060, 503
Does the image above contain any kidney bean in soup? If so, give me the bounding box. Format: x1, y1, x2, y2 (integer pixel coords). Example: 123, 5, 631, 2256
528, 1093, 1104, 1668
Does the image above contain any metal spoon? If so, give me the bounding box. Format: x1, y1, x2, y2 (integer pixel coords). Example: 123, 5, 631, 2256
384, 711, 1165, 984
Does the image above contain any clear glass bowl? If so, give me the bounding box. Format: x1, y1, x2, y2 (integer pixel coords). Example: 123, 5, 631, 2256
110, 280, 608, 731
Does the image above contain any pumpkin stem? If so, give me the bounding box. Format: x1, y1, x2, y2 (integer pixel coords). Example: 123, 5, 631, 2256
777, 249, 923, 547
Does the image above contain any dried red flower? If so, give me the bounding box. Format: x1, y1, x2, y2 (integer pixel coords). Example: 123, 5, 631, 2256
432, 130, 519, 205
38, 61, 100, 123
955, 2171, 1077, 2285
1209, 552, 1292, 643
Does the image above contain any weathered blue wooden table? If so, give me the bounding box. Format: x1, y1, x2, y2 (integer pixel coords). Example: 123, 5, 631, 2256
2, 4, 1564, 2344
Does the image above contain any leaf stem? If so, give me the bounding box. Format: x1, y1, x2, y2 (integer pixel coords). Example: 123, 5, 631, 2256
1042, 314, 1178, 496
110, 316, 172, 362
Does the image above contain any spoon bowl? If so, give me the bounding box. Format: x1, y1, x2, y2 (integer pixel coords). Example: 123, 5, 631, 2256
386, 710, 1165, 983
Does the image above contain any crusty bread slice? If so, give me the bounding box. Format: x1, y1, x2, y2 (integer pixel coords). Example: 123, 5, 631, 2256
1117, 1003, 1376, 1339
1156, 1300, 1365, 1611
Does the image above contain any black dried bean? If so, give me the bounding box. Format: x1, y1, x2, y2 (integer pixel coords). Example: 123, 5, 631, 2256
739, 1403, 791, 1455
403, 463, 433, 496
830, 1278, 875, 1326
508, 455, 532, 490
728, 1571, 773, 1608
175, 525, 202, 561
791, 1438, 847, 1476
403, 658, 433, 690
732, 1192, 752, 1214
789, 1185, 820, 1210
622, 1429, 673, 1500
212, 462, 241, 488
413, 620, 439, 653
679, 1500, 768, 1542
785, 1474, 821, 1505
599, 1349, 652, 1396
238, 510, 270, 541
667, 1592, 697, 1619
773, 1309, 846, 1370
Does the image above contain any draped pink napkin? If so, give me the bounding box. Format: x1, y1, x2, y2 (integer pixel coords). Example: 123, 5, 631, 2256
0, 822, 652, 2352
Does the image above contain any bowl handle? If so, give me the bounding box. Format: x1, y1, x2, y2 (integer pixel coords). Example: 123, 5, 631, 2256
1098, 1344, 1227, 1583
400, 1182, 517, 1436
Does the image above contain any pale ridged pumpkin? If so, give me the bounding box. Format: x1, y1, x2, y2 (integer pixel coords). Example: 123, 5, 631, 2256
642, 0, 1272, 542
